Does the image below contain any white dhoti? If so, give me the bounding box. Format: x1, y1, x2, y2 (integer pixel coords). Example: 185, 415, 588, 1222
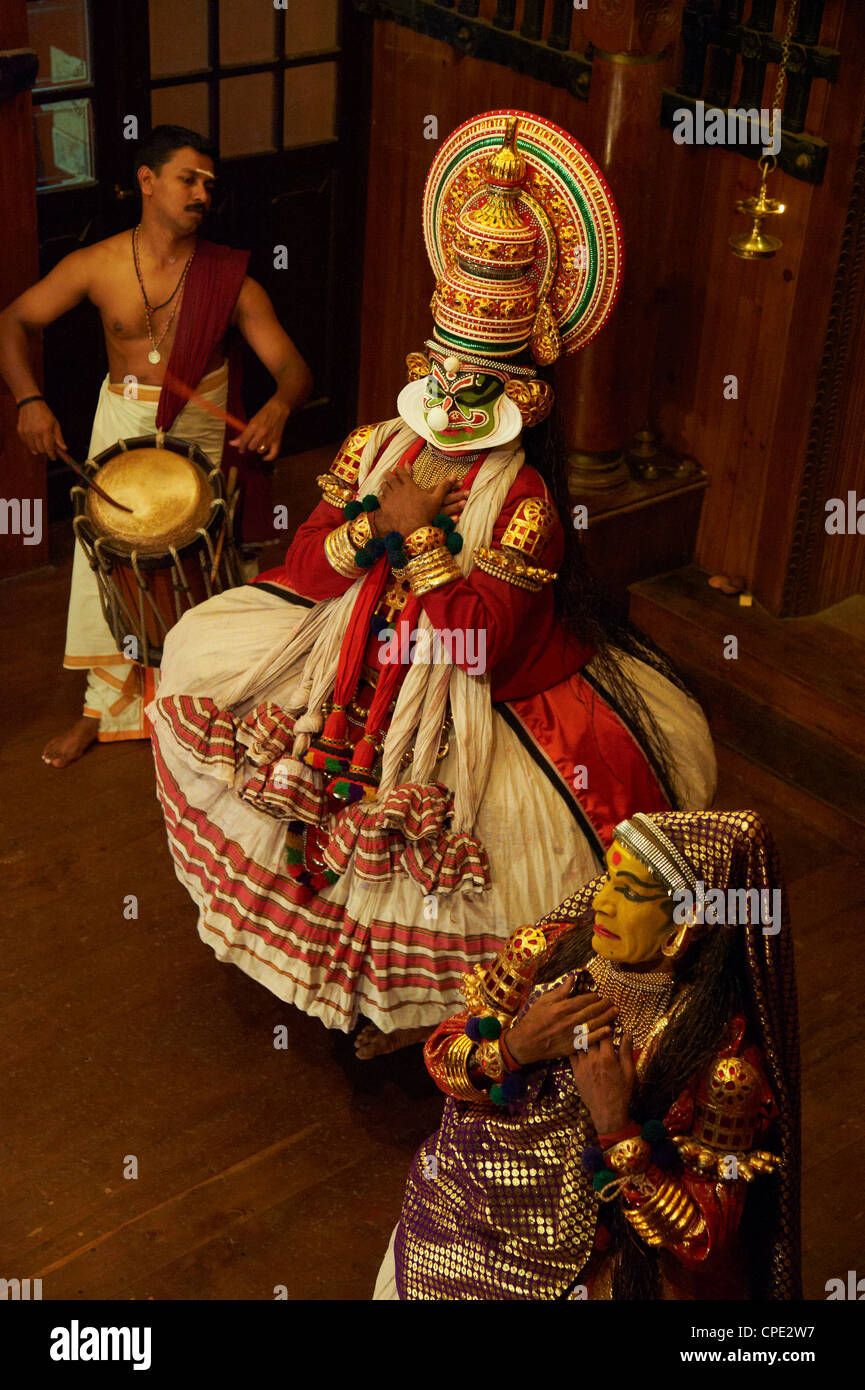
63, 363, 229, 739
147, 582, 717, 1034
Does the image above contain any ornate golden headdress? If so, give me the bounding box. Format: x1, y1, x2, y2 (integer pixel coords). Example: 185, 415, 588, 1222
422, 109, 624, 370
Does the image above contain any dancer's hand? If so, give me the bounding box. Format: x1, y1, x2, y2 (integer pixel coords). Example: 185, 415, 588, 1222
18, 400, 71, 462
440, 482, 470, 521
373, 470, 455, 537
505, 977, 617, 1066
230, 396, 289, 463
570, 1032, 636, 1135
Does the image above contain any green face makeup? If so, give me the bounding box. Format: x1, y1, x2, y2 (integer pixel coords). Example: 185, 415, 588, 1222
422, 364, 504, 446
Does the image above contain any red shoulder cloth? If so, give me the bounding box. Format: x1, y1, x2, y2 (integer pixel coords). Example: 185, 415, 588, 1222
156, 239, 249, 431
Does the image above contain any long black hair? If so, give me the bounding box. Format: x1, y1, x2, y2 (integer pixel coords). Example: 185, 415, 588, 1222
520, 404, 693, 808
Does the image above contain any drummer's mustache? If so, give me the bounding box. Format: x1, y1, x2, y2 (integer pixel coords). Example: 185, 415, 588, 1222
186, 204, 206, 213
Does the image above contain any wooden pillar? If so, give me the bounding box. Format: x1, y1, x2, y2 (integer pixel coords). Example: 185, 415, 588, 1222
0, 0, 44, 577
556, 0, 684, 490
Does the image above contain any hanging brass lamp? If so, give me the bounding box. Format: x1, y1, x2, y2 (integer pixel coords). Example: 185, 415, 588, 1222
730, 0, 799, 260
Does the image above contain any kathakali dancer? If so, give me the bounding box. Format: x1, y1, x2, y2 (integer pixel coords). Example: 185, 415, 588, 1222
375, 810, 801, 1300
147, 111, 716, 1057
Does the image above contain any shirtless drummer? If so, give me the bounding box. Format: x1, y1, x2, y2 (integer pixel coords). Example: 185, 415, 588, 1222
0, 124, 312, 768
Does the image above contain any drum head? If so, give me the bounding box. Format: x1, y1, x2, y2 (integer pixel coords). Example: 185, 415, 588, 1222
85, 447, 215, 554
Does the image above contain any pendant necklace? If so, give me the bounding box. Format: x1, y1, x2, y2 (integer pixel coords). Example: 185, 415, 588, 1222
132, 225, 195, 365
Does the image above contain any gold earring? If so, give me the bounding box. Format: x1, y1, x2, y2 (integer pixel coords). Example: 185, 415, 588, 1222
504, 377, 554, 428
661, 917, 695, 959
406, 351, 431, 382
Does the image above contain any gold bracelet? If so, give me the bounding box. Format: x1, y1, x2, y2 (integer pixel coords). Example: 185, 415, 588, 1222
324, 520, 363, 577
348, 512, 374, 548
404, 545, 462, 596
604, 1135, 652, 1177
316, 472, 355, 509
404, 525, 445, 558
474, 1036, 506, 1082
623, 1176, 703, 1246
442, 1033, 489, 1102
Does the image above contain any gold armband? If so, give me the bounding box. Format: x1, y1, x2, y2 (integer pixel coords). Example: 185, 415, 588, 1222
473, 546, 557, 593
623, 1177, 704, 1247
442, 1033, 489, 1102
324, 520, 363, 578
404, 525, 446, 558
402, 544, 462, 596
316, 472, 355, 509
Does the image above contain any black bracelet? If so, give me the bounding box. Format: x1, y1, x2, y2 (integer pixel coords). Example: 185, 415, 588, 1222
16, 394, 44, 409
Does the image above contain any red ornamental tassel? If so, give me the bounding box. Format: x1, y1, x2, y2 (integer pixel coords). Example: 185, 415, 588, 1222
302, 704, 352, 772
351, 735, 377, 772
327, 733, 379, 803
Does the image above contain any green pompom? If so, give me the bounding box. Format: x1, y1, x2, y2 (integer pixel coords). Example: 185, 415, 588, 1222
361, 493, 381, 513
641, 1119, 667, 1145
432, 512, 455, 534
592, 1168, 617, 1193
355, 548, 374, 568
285, 846, 304, 866
324, 868, 340, 885
390, 549, 409, 570
490, 1084, 506, 1106
331, 780, 351, 798
343, 499, 362, 520
477, 1015, 501, 1040
445, 531, 463, 555
324, 756, 348, 774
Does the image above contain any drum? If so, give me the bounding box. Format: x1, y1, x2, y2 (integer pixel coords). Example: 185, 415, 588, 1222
72, 432, 241, 666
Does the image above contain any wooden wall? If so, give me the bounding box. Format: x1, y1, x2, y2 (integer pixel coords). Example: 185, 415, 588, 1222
0, 0, 45, 578
356, 4, 865, 615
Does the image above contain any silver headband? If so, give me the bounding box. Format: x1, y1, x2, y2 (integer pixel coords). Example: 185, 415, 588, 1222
612, 813, 698, 897
425, 339, 538, 379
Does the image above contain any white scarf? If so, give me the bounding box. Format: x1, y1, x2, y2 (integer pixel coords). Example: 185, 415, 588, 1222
243, 418, 524, 833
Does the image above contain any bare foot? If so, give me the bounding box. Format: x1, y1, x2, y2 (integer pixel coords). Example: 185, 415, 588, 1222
354, 1023, 433, 1060
42, 716, 99, 768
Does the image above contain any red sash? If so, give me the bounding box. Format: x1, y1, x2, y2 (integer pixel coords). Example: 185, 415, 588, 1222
156, 238, 271, 542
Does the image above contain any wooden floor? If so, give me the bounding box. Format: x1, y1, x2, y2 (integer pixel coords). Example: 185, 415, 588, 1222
2, 456, 863, 1300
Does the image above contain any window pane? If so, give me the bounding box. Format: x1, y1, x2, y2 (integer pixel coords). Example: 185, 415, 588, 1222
149, 0, 209, 78
33, 97, 95, 189
284, 0, 338, 56
28, 0, 91, 92
283, 62, 336, 148
220, 73, 275, 157
219, 0, 275, 66
150, 82, 209, 136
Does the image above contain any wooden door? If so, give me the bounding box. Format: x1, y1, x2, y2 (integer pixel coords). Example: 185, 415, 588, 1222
26, 0, 371, 523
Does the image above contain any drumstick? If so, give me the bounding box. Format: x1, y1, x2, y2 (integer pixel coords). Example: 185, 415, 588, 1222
162, 368, 247, 434
210, 463, 238, 584
67, 456, 134, 512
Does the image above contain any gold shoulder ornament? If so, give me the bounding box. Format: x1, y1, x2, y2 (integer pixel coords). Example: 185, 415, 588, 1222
672, 1054, 779, 1182
329, 424, 375, 488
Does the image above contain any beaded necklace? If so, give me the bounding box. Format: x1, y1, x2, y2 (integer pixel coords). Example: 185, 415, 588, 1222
412, 443, 482, 489
586, 953, 678, 1048
131, 225, 195, 364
